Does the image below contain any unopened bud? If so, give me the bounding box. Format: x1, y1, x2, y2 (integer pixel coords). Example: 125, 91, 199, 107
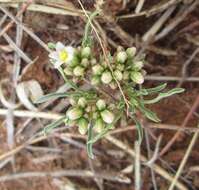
130, 71, 144, 84
91, 76, 100, 85
123, 71, 130, 80
81, 58, 89, 67
70, 56, 79, 67
110, 81, 117, 90
126, 47, 136, 57
114, 70, 123, 81
92, 64, 104, 75
133, 61, 144, 70
91, 58, 97, 65
100, 109, 114, 124
94, 118, 105, 133
116, 51, 127, 63
69, 98, 76, 106
78, 117, 88, 135
64, 67, 73, 76
78, 97, 87, 107
116, 64, 125, 71
96, 99, 106, 110
66, 107, 83, 120
73, 66, 85, 76
101, 71, 112, 84
81, 46, 91, 58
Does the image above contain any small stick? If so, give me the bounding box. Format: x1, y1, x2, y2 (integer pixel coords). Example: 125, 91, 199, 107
168, 123, 199, 190
0, 170, 131, 184
134, 141, 141, 190
135, 0, 146, 13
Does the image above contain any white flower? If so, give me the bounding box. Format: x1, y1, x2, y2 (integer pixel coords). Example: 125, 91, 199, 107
49, 42, 74, 68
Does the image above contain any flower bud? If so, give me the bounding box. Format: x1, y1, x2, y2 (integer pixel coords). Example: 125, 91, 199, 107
91, 76, 100, 85
85, 105, 92, 113
100, 109, 114, 124
114, 70, 123, 81
81, 46, 91, 58
69, 98, 76, 106
78, 117, 88, 135
92, 64, 104, 75
117, 46, 123, 52
123, 71, 130, 80
91, 58, 97, 65
101, 71, 112, 84
78, 97, 87, 107
73, 66, 85, 76
69, 56, 79, 67
65, 117, 76, 127
81, 58, 89, 67
116, 51, 127, 64
93, 111, 99, 119
116, 64, 125, 71
66, 107, 83, 120
130, 71, 144, 84
110, 81, 117, 90
132, 61, 144, 70
126, 47, 136, 57
64, 67, 73, 76
94, 118, 105, 133
96, 99, 106, 110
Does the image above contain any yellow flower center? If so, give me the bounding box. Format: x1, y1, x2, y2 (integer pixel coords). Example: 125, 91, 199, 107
59, 50, 68, 62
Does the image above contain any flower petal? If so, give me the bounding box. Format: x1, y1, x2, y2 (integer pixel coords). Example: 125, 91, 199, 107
49, 51, 59, 60
56, 42, 65, 51
53, 60, 63, 68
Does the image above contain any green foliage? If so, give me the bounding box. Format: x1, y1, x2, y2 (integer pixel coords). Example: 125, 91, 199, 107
35, 9, 185, 159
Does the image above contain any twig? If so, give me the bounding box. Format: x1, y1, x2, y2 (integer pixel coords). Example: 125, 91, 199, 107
135, 0, 146, 13
0, 6, 50, 52
142, 5, 176, 41
155, 1, 199, 41
118, 0, 183, 19
0, 170, 131, 184
105, 135, 188, 190
0, 108, 63, 120
168, 123, 199, 190
178, 47, 199, 86
134, 141, 141, 190
160, 95, 199, 156
145, 75, 199, 82
0, 0, 32, 37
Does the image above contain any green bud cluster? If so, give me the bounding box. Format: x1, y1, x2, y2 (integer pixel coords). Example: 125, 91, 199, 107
65, 97, 115, 134
114, 46, 145, 85
63, 46, 93, 79
90, 46, 146, 89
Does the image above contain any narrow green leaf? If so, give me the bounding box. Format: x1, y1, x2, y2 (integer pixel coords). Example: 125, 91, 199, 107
34, 92, 70, 104
87, 123, 94, 159
43, 116, 65, 135
131, 116, 143, 144
135, 83, 167, 96
88, 124, 113, 144
144, 83, 167, 94
143, 88, 185, 104
142, 107, 160, 122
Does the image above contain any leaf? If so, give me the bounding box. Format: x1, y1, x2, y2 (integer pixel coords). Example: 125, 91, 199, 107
34, 92, 71, 104
82, 10, 99, 47
144, 83, 167, 94
87, 124, 113, 144
87, 123, 94, 159
138, 102, 161, 122
43, 116, 65, 135
131, 116, 143, 144
143, 88, 185, 104
135, 83, 167, 96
